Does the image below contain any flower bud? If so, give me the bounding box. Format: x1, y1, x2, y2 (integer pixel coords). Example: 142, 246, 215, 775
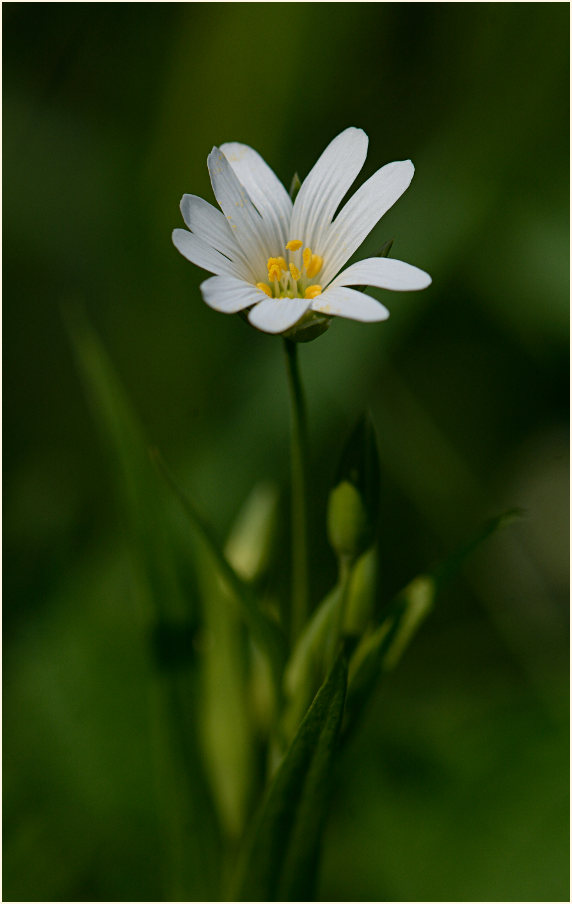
224, 481, 279, 582
327, 415, 380, 560
327, 480, 370, 560
343, 547, 378, 635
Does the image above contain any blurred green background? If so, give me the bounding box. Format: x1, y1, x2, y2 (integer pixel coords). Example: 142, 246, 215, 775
4, 3, 569, 901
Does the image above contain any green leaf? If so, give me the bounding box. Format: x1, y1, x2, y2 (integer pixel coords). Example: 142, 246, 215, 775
151, 450, 287, 702
197, 482, 279, 840
232, 652, 348, 902
344, 575, 434, 737
343, 509, 523, 740
65, 305, 185, 623
432, 507, 525, 590
281, 583, 342, 744
65, 307, 222, 899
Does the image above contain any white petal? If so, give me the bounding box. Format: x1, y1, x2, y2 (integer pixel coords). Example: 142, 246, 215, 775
220, 142, 292, 253
289, 127, 368, 255
172, 228, 239, 276
200, 275, 268, 313
321, 160, 415, 285
180, 194, 253, 280
311, 286, 390, 322
248, 298, 310, 334
207, 147, 269, 275
331, 256, 431, 292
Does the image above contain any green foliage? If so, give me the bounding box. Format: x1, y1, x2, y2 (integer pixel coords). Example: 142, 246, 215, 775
232, 652, 348, 902
151, 450, 288, 703
66, 307, 222, 899
5, 4, 568, 900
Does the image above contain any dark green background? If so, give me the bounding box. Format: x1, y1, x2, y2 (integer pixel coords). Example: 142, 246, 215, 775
4, 3, 569, 901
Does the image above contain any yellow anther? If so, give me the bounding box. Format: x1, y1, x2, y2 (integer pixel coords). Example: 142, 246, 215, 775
256, 282, 272, 297
268, 263, 282, 282
306, 254, 323, 279
267, 255, 287, 272
286, 239, 303, 251
289, 263, 301, 281
303, 247, 312, 270
304, 284, 322, 300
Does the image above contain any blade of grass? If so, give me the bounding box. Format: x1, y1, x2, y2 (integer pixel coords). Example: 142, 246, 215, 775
65, 306, 222, 898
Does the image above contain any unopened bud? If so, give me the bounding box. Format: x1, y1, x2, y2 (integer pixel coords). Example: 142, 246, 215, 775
343, 547, 378, 635
327, 481, 370, 560
327, 415, 380, 560
225, 481, 278, 582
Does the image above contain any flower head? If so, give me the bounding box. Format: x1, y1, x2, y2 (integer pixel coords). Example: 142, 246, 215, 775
173, 127, 431, 337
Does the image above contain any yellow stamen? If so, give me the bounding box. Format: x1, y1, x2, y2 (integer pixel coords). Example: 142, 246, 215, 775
267, 255, 287, 275
286, 239, 303, 251
268, 263, 282, 282
304, 284, 322, 299
306, 254, 323, 279
303, 247, 312, 270
289, 263, 301, 281
256, 282, 272, 297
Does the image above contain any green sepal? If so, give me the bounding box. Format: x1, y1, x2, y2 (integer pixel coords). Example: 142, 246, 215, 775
289, 171, 302, 202
284, 309, 331, 343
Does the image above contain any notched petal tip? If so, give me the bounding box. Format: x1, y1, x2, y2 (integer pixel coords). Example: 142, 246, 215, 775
345, 125, 368, 140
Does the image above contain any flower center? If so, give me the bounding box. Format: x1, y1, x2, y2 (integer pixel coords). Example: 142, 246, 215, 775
256, 239, 323, 301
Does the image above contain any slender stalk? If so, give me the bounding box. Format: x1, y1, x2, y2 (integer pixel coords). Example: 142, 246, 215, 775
325, 555, 353, 671
283, 339, 309, 641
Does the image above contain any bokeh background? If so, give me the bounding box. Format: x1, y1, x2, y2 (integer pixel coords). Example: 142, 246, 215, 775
4, 3, 569, 901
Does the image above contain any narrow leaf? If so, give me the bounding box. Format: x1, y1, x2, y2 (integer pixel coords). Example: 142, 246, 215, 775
232, 652, 348, 902
432, 507, 524, 590
343, 508, 523, 740
65, 307, 222, 898
344, 576, 434, 738
151, 450, 287, 699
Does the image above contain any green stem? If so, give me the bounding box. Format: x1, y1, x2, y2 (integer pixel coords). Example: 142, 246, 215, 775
283, 339, 309, 642
325, 555, 353, 671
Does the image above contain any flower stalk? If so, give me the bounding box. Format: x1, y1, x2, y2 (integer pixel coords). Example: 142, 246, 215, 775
283, 338, 309, 641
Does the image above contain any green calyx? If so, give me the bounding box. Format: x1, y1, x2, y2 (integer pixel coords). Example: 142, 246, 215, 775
284, 309, 331, 343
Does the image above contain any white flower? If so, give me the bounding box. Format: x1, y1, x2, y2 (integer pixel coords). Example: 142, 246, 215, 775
173, 127, 431, 337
